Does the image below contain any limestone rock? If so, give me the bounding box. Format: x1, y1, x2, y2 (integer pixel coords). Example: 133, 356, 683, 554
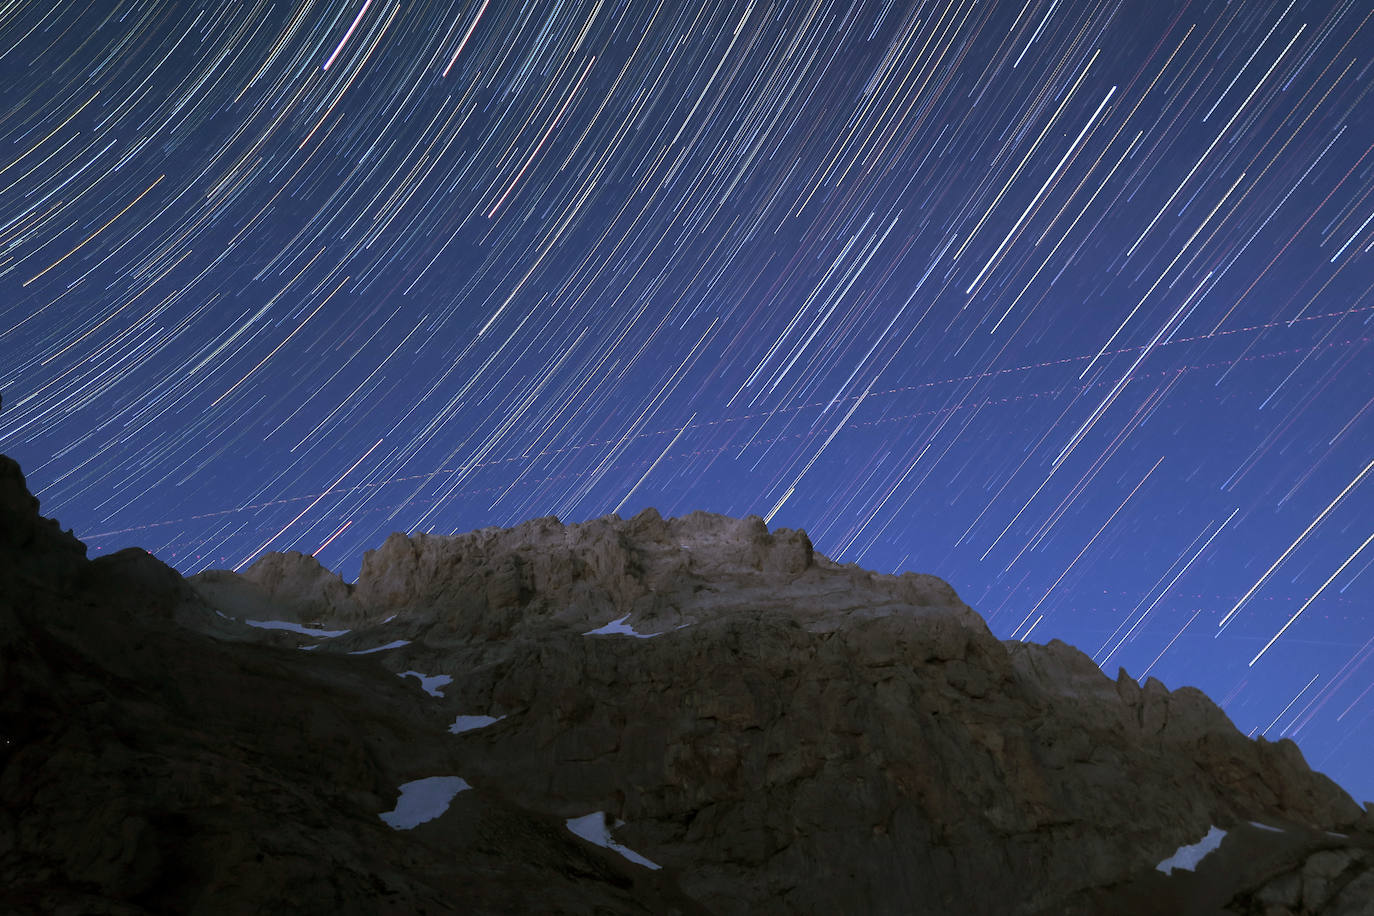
3, 451, 1370, 915
1, 457, 699, 915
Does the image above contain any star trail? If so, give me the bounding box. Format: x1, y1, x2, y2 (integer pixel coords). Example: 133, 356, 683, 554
1, 0, 1371, 800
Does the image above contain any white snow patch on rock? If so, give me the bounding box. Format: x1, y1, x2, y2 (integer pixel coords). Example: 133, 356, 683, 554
1156, 825, 1227, 874
399, 671, 452, 697
565, 811, 661, 870
450, 714, 506, 734
348, 639, 411, 655
583, 614, 665, 638
379, 776, 471, 830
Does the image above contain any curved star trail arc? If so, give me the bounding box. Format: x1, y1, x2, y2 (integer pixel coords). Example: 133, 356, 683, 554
1, 0, 1371, 800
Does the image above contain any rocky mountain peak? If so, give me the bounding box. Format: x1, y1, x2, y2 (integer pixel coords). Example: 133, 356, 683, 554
351, 507, 822, 620
2, 452, 1371, 915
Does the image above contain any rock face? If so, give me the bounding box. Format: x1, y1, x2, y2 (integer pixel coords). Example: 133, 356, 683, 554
0, 457, 700, 915
2, 452, 1371, 914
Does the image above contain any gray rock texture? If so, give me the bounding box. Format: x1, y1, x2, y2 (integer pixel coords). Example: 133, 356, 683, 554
3, 454, 1371, 914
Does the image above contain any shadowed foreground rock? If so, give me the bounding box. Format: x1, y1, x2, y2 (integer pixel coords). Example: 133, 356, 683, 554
1, 452, 1370, 914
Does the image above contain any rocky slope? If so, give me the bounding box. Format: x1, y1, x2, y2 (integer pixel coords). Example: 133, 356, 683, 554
2, 452, 1371, 914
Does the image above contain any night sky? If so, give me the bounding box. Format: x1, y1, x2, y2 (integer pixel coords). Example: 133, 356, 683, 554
2, 0, 1371, 802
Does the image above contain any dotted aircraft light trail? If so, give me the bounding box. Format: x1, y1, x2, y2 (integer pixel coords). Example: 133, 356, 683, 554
1, 0, 1370, 803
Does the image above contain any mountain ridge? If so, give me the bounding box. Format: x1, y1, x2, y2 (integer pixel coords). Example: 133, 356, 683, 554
2, 452, 1371, 914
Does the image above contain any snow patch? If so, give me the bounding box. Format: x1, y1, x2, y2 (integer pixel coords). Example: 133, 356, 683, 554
1157, 825, 1227, 874
242, 619, 350, 638
565, 811, 661, 870
1249, 821, 1285, 833
399, 671, 452, 697
379, 776, 471, 830
450, 714, 506, 734
583, 614, 668, 638
348, 639, 411, 655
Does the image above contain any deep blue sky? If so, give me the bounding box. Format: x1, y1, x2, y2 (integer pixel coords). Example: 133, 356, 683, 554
2, 0, 1371, 802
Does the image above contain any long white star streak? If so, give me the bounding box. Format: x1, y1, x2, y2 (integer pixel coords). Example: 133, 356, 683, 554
1097, 508, 1239, 668
1250, 530, 1374, 667
1008, 455, 1164, 641
209, 278, 344, 408
1140, 609, 1203, 681
1260, 674, 1320, 737
322, 0, 375, 72
1218, 458, 1374, 632
1002, 375, 1185, 573
233, 438, 384, 571
963, 84, 1116, 297
764, 378, 873, 525
1056, 253, 1233, 471
1077, 165, 1248, 384
947, 48, 1103, 272
614, 411, 696, 516
1287, 635, 1374, 739
1122, 21, 1306, 261
485, 55, 596, 220
442, 0, 490, 78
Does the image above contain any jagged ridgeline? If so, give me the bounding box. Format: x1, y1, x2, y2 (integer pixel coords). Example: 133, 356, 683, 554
2, 451, 1371, 914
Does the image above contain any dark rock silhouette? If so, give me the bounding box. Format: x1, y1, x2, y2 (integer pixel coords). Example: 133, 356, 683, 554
1, 452, 1370, 914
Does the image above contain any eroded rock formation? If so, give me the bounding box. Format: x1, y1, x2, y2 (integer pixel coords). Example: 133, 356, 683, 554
1, 452, 1370, 914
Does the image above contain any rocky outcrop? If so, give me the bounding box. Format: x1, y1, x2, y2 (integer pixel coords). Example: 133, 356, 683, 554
192, 549, 364, 626
188, 507, 1374, 914
1236, 845, 1374, 916
0, 454, 85, 578
347, 509, 828, 626
1, 458, 701, 915
3, 453, 1371, 914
